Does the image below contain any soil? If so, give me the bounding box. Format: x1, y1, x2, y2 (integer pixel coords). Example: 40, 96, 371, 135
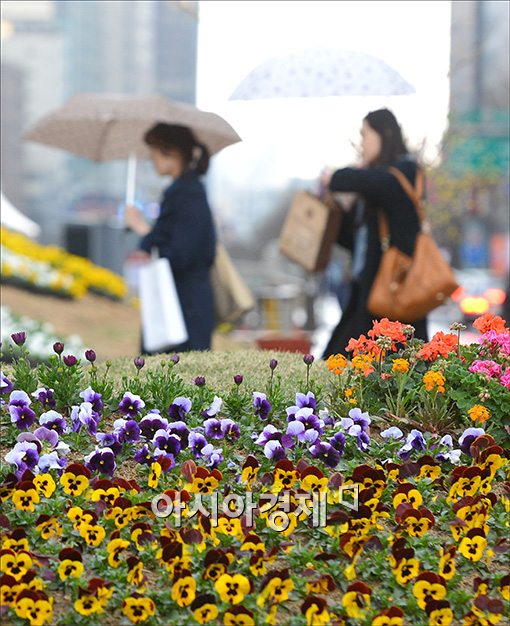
2, 284, 140, 360
1, 285, 254, 362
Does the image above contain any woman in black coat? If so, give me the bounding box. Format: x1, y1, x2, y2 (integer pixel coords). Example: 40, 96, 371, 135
125, 123, 216, 354
322, 108, 428, 358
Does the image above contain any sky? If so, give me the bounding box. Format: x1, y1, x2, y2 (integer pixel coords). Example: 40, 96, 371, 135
196, 1, 452, 185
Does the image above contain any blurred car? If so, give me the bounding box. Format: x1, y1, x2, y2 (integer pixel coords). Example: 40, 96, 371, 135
451, 268, 507, 323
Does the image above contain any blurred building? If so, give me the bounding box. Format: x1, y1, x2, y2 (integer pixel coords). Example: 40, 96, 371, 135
0, 62, 25, 209
1, 0, 198, 259
448, 0, 509, 272
1, 2, 66, 240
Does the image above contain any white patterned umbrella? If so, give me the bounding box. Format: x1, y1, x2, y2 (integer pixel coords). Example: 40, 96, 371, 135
24, 93, 242, 160
230, 49, 415, 100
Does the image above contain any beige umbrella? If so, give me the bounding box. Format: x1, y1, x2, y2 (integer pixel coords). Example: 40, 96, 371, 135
24, 93, 242, 203
25, 93, 242, 159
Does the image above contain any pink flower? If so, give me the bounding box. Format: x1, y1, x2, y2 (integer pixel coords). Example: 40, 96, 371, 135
469, 359, 502, 378
479, 331, 510, 356
500, 368, 510, 389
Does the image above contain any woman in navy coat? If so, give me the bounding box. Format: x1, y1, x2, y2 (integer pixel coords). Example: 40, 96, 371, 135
321, 109, 428, 358
125, 123, 216, 354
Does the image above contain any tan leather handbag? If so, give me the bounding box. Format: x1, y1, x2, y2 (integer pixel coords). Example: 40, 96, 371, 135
367, 167, 459, 323
210, 243, 256, 325
279, 191, 341, 272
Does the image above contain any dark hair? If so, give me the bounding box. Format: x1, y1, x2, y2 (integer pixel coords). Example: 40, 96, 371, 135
144, 123, 210, 175
363, 108, 408, 167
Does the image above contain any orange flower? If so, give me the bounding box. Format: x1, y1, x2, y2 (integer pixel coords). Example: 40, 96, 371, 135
368, 318, 407, 344
423, 371, 446, 393
473, 312, 508, 334
468, 405, 490, 424
417, 332, 458, 361
326, 354, 348, 375
392, 359, 410, 374
352, 355, 375, 377
346, 334, 380, 357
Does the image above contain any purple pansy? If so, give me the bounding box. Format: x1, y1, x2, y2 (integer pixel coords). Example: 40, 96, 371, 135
188, 432, 208, 458
348, 407, 371, 430
134, 444, 155, 465
9, 390, 32, 408
398, 429, 426, 459
255, 424, 294, 459
4, 441, 39, 477
381, 426, 404, 441
18, 428, 69, 473
0, 372, 14, 396
84, 447, 116, 476
118, 392, 145, 418
309, 441, 341, 468
113, 418, 141, 443
153, 429, 181, 457
220, 419, 240, 441
96, 432, 123, 456
329, 431, 346, 456
201, 396, 222, 418
139, 415, 169, 440
201, 443, 223, 468
9, 390, 36, 430
168, 396, 192, 421
168, 421, 190, 448
295, 391, 317, 410
285, 419, 319, 444
263, 440, 287, 461
293, 408, 325, 436
32, 387, 56, 410
204, 418, 224, 440
9, 404, 37, 430
319, 409, 335, 427
71, 402, 99, 435
435, 434, 462, 464
458, 427, 485, 455
39, 410, 67, 435
253, 392, 271, 420
79, 387, 103, 416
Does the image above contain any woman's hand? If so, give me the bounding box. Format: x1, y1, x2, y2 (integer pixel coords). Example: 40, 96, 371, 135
320, 168, 333, 191
124, 205, 150, 236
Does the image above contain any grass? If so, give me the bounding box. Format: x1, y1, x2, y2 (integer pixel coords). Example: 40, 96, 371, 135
99, 349, 332, 398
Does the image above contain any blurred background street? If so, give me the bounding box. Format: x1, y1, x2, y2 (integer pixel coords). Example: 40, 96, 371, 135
1, 1, 509, 359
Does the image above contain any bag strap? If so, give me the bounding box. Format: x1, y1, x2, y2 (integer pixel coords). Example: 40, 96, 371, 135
377, 166, 428, 250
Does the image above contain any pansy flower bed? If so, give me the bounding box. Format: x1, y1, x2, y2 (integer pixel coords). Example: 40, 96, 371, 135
0, 314, 509, 625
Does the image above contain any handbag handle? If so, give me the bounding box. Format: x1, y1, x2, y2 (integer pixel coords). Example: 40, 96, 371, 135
377, 166, 428, 250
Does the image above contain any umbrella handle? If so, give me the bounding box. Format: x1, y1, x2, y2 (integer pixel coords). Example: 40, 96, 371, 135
125, 153, 137, 205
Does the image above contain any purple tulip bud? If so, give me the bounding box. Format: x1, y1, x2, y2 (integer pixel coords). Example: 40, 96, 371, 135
63, 354, 78, 367
170, 354, 180, 364
269, 359, 278, 371
194, 376, 206, 387
85, 349, 96, 363
11, 332, 26, 347
233, 374, 243, 385
134, 356, 145, 370
53, 342, 64, 355
303, 353, 315, 366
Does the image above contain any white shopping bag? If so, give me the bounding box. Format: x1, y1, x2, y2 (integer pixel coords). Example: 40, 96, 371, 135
139, 251, 188, 352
